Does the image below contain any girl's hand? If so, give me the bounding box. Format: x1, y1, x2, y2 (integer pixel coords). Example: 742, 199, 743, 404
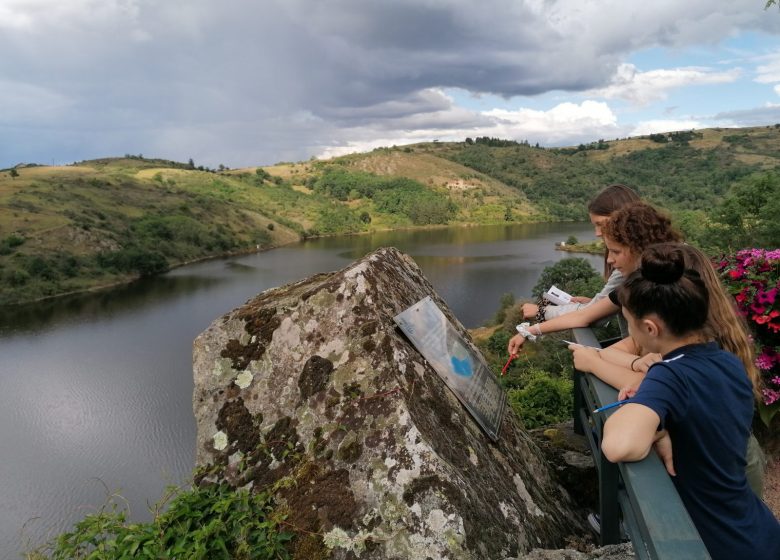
653, 430, 676, 476
508, 334, 527, 355
632, 353, 663, 373
521, 303, 538, 319
568, 345, 600, 373
618, 384, 640, 401
571, 296, 592, 304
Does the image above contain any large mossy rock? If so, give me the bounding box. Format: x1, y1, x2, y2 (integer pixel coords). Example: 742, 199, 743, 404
193, 247, 586, 559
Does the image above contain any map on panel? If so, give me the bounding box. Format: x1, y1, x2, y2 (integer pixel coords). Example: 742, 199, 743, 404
394, 296, 506, 441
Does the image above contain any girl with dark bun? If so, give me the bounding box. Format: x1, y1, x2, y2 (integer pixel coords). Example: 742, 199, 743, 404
571, 242, 767, 496
601, 244, 780, 560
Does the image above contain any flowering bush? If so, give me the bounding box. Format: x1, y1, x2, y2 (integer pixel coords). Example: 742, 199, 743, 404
716, 248, 780, 424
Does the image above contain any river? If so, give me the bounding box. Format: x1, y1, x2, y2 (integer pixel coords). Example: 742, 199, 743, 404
0, 222, 601, 557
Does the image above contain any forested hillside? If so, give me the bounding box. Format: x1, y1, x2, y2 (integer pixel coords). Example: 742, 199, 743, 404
1, 125, 779, 305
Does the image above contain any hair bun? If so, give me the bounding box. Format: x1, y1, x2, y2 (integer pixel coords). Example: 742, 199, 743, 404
640, 244, 685, 284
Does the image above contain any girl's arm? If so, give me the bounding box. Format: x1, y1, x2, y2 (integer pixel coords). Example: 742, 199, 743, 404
569, 345, 645, 390
600, 338, 662, 374
601, 403, 661, 463
599, 337, 639, 367
508, 296, 620, 354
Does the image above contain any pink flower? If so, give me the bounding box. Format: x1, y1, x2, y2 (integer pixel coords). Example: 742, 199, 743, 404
729, 268, 744, 280
753, 314, 771, 325
756, 289, 776, 306
751, 303, 767, 315
762, 388, 780, 406
771, 376, 780, 387
756, 353, 774, 370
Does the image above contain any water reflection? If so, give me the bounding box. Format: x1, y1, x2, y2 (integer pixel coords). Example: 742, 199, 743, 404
0, 274, 227, 335
0, 222, 600, 557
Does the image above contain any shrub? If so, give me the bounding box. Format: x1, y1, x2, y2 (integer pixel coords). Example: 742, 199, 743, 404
29, 484, 292, 559
716, 248, 780, 425
531, 258, 603, 300
490, 293, 516, 326
314, 205, 365, 234
507, 369, 573, 429
0, 234, 25, 255
97, 248, 169, 276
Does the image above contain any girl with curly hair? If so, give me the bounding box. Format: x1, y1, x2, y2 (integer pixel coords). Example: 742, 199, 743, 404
507, 201, 681, 355
520, 184, 641, 322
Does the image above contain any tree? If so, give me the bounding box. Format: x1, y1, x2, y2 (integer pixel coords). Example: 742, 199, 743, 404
531, 258, 603, 300
704, 172, 780, 250
9, 168, 18, 178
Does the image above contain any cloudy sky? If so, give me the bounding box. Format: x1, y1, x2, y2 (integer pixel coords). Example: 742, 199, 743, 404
2, 0, 780, 169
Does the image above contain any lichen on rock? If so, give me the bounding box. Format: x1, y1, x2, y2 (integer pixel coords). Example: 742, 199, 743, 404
193, 247, 586, 559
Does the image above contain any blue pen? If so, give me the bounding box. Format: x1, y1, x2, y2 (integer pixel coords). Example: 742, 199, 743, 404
592, 399, 631, 414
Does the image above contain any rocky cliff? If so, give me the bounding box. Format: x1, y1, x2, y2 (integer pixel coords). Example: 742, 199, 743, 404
193, 247, 586, 559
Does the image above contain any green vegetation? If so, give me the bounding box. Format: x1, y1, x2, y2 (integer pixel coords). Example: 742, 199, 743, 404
476, 257, 619, 428
3, 126, 780, 305
312, 167, 455, 227
695, 172, 780, 252
507, 370, 573, 429
27, 484, 291, 560
531, 258, 604, 300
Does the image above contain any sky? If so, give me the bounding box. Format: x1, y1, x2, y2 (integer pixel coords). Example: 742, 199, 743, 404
2, 0, 780, 169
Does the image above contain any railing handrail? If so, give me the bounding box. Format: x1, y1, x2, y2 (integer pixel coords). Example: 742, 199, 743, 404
571, 326, 711, 560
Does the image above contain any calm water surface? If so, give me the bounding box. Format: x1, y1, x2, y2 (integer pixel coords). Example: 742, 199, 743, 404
0, 222, 601, 557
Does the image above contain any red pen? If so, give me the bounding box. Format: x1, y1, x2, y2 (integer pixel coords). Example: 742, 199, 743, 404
501, 354, 517, 376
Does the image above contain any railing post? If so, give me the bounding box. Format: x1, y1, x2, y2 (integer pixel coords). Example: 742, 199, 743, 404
573, 369, 584, 435
598, 446, 621, 544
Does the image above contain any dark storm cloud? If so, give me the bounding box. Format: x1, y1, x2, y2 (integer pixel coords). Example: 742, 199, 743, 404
0, 0, 778, 167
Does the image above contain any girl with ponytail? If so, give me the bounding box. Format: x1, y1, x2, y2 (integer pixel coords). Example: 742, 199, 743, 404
600, 244, 780, 560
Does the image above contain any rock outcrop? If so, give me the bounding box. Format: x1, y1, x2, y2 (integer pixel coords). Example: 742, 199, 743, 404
193, 247, 586, 559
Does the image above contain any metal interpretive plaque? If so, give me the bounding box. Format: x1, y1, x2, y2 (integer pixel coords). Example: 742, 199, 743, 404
394, 296, 506, 441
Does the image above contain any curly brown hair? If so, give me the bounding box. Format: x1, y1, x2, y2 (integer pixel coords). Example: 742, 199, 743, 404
602, 201, 681, 255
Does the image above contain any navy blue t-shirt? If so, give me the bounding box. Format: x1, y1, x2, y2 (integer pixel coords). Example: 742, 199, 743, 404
632, 342, 780, 560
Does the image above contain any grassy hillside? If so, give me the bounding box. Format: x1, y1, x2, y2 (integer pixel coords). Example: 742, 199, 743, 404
2, 125, 779, 305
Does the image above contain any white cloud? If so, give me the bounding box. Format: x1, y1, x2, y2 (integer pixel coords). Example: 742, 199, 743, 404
630, 119, 704, 136
484, 101, 619, 142
317, 100, 622, 159
587, 63, 740, 105
755, 51, 780, 84
775, 84, 780, 96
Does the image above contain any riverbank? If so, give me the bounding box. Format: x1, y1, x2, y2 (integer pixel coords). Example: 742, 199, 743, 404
555, 240, 604, 255
1, 218, 567, 308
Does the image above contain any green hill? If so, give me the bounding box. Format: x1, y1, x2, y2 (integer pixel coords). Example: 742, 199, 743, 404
2, 125, 779, 305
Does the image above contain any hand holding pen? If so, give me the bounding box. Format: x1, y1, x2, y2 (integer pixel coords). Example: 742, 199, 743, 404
592, 399, 631, 414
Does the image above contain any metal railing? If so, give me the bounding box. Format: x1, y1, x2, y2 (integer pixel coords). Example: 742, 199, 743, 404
571, 327, 711, 560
